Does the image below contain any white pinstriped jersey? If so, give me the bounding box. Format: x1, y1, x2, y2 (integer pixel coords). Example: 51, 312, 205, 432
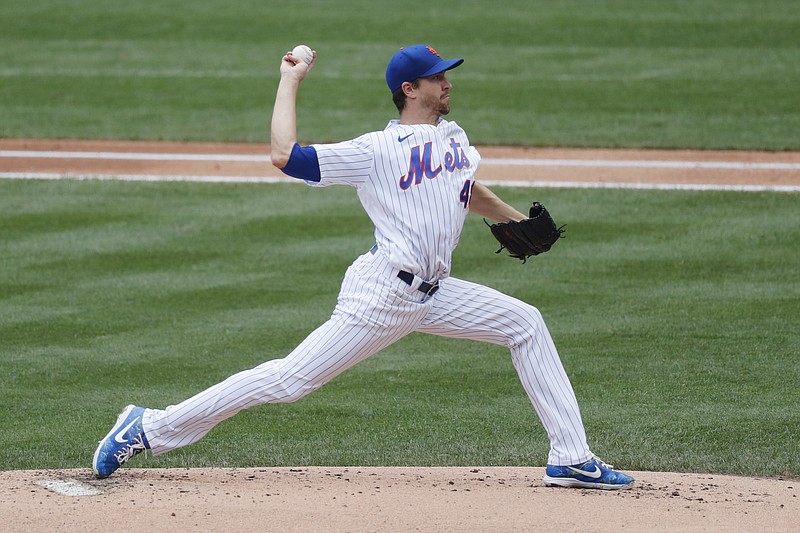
123, 53, 603, 475
140, 118, 595, 466
308, 118, 480, 282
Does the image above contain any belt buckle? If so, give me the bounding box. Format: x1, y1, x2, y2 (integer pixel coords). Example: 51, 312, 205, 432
424, 282, 439, 296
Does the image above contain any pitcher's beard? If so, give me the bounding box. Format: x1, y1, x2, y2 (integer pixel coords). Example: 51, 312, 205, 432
439, 95, 451, 115
422, 93, 450, 117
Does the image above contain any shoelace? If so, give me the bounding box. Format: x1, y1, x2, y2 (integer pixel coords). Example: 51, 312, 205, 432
592, 456, 615, 470
113, 433, 148, 465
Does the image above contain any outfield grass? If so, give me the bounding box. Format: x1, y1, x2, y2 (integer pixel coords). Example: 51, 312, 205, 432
0, 180, 797, 477
1, 0, 799, 148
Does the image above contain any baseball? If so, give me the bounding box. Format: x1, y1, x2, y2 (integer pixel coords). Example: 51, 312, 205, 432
291, 44, 314, 65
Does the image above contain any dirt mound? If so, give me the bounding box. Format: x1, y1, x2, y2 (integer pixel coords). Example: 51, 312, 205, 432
2, 467, 796, 532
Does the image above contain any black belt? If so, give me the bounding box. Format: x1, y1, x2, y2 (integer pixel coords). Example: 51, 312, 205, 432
397, 270, 439, 296
370, 244, 439, 296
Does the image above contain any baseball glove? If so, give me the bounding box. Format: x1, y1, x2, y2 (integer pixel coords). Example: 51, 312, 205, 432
488, 202, 566, 263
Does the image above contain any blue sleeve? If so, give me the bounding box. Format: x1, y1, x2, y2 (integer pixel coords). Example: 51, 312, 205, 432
280, 143, 321, 182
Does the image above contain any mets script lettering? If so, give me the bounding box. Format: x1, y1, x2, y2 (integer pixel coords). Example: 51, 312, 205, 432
399, 138, 471, 190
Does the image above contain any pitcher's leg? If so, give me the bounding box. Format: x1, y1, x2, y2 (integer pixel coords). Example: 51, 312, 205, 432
145, 299, 424, 454
507, 305, 592, 466
418, 277, 592, 466
143, 251, 428, 455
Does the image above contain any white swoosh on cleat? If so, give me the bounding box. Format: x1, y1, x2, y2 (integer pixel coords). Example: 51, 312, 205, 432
568, 465, 602, 478
113, 417, 141, 443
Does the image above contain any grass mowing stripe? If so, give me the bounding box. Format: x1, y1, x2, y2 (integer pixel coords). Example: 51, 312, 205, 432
0, 172, 800, 192
2, 45, 794, 82
1, 0, 798, 148
1, 180, 797, 477
2, 174, 798, 193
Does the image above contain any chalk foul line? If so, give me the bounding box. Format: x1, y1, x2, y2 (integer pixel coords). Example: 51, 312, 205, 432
2, 150, 800, 171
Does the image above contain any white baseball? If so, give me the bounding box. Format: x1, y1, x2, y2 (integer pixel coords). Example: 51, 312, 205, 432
291, 44, 314, 65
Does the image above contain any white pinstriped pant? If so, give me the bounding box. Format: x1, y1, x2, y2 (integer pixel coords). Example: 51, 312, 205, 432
142, 248, 593, 466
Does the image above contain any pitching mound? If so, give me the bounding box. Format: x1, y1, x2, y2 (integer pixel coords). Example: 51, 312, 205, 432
2, 467, 796, 532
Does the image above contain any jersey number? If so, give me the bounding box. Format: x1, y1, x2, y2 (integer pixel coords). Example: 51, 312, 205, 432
459, 179, 472, 208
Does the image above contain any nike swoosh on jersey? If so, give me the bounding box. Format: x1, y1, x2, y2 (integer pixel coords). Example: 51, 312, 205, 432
114, 417, 141, 443
568, 465, 602, 478
397, 133, 413, 142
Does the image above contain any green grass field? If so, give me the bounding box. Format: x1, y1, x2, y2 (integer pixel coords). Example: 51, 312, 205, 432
0, 0, 798, 479
1, 181, 798, 477
1, 0, 799, 148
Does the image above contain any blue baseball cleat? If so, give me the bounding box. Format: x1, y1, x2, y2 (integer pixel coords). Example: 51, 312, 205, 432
92, 405, 150, 479
543, 456, 634, 490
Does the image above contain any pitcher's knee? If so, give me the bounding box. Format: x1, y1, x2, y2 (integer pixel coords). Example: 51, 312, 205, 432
248, 360, 322, 404
263, 370, 321, 403
505, 303, 547, 349
271, 380, 319, 403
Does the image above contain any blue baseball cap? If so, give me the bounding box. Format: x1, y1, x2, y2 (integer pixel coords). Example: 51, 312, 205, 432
385, 44, 464, 93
